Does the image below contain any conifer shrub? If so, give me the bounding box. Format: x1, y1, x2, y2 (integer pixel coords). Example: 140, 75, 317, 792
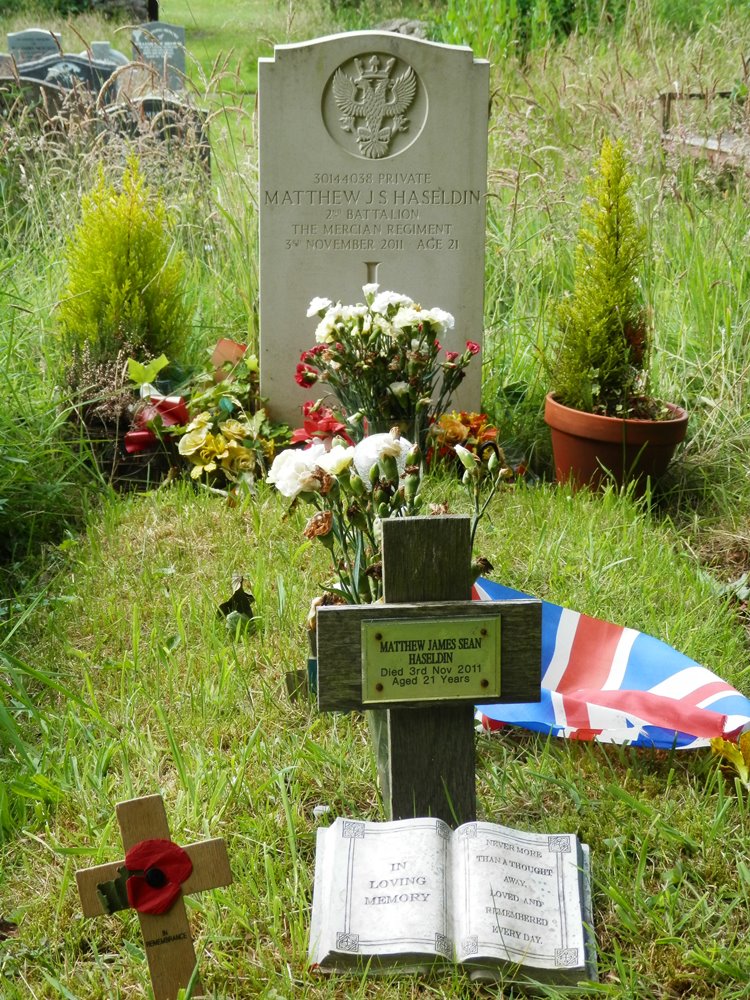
57, 155, 192, 370
549, 138, 650, 416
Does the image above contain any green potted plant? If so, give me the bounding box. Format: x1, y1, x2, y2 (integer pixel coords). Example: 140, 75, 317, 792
544, 138, 687, 491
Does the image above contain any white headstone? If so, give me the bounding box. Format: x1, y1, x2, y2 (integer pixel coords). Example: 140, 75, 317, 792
8, 29, 61, 65
258, 32, 489, 428
132, 22, 186, 90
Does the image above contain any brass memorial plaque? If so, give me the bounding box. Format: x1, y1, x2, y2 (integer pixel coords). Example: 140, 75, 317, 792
361, 616, 501, 705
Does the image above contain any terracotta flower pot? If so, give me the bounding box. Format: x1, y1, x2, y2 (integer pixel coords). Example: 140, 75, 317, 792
544, 393, 688, 492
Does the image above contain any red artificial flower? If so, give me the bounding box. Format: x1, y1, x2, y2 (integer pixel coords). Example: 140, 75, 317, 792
124, 395, 190, 454
125, 431, 159, 455
466, 340, 481, 355
290, 401, 353, 445
124, 838, 193, 915
124, 429, 158, 454
295, 363, 319, 387
146, 395, 190, 427
211, 339, 247, 381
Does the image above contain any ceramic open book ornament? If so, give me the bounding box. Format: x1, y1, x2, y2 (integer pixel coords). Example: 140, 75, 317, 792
544, 138, 687, 491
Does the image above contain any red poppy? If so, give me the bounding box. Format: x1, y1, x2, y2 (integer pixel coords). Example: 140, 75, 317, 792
295, 363, 319, 387
466, 340, 481, 355
124, 838, 193, 915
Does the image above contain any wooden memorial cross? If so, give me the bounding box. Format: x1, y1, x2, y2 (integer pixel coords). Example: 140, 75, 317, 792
316, 515, 542, 826
76, 794, 232, 1000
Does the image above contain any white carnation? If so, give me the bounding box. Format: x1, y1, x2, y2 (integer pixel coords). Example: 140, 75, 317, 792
372, 290, 414, 315
307, 296, 332, 318
353, 432, 413, 485
267, 443, 327, 498
318, 444, 354, 475
420, 307, 455, 335
362, 283, 379, 303
393, 305, 424, 330
315, 315, 336, 343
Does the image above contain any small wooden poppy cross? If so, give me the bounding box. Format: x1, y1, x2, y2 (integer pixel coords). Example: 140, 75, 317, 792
76, 794, 232, 1000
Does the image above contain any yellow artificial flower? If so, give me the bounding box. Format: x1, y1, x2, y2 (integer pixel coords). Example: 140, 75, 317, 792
221, 439, 256, 474
187, 432, 229, 479
711, 732, 750, 788
219, 418, 252, 442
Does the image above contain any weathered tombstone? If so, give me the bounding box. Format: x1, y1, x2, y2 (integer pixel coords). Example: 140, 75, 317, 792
0, 77, 66, 118
8, 28, 61, 65
258, 32, 490, 428
316, 517, 541, 826
106, 96, 210, 167
76, 794, 232, 1000
132, 22, 186, 90
18, 53, 115, 99
0, 53, 13, 76
79, 41, 130, 68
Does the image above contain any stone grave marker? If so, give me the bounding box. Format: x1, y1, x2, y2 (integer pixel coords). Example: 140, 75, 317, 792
76, 794, 232, 1000
316, 516, 541, 826
0, 53, 13, 76
8, 28, 61, 65
258, 32, 489, 428
18, 53, 115, 99
79, 41, 130, 69
107, 96, 211, 167
132, 21, 186, 90
0, 77, 66, 118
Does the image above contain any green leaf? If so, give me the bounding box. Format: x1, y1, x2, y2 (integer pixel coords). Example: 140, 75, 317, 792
127, 354, 170, 387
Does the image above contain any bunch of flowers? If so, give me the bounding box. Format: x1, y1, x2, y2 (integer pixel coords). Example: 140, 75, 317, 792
267, 428, 422, 604
298, 284, 480, 446
125, 339, 290, 488
427, 410, 498, 465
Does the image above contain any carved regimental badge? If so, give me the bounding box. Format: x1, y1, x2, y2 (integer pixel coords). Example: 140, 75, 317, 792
324, 53, 425, 160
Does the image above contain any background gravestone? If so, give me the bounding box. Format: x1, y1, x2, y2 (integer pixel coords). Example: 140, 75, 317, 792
258, 32, 489, 429
80, 41, 130, 69
8, 29, 61, 65
132, 22, 186, 90
18, 54, 115, 99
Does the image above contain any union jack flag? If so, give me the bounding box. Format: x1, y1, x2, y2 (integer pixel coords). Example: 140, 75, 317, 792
474, 578, 750, 749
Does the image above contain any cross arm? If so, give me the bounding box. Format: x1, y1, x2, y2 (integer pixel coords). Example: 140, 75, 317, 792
76, 838, 232, 918
316, 598, 541, 712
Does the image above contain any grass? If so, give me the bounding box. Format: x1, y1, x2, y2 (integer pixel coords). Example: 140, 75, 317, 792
1, 0, 750, 997
2, 483, 750, 997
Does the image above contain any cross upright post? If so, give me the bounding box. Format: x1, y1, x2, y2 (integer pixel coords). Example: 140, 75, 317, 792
316, 515, 541, 826
76, 794, 232, 1000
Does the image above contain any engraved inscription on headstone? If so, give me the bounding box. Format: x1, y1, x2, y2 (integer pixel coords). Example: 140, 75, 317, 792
132, 22, 186, 90
8, 29, 61, 65
258, 32, 489, 428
